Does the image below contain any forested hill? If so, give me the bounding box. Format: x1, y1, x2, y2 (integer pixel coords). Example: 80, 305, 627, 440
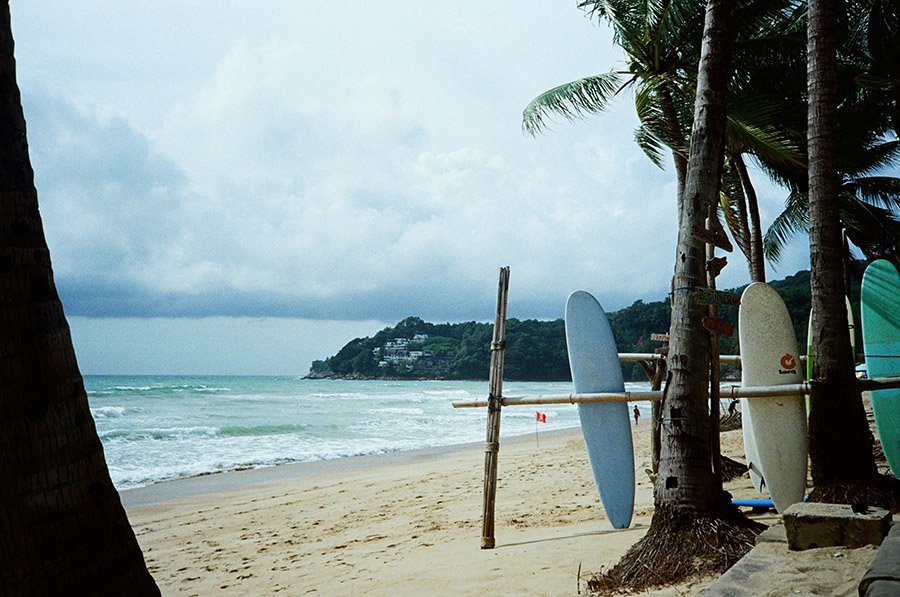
307, 269, 859, 382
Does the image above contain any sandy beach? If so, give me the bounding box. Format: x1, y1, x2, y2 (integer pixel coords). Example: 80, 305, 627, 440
124, 419, 880, 595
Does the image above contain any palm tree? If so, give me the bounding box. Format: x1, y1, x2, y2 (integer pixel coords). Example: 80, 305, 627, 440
523, 0, 706, 219
590, 0, 764, 591
523, 0, 703, 484
720, 50, 808, 282
717, 0, 807, 281
851, 0, 899, 133
0, 4, 159, 593
525, 0, 811, 284
760, 0, 900, 268
806, 0, 899, 504
763, 164, 900, 267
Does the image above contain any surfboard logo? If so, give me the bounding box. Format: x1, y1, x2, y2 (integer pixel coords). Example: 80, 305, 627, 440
779, 353, 797, 373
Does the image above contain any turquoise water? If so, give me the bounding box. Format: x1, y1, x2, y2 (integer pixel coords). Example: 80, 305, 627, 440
85, 376, 651, 489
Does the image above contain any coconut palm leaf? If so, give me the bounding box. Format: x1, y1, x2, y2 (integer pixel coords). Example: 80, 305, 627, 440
840, 196, 900, 261
855, 73, 899, 92
580, 0, 705, 71
725, 94, 806, 175
634, 125, 668, 168
522, 72, 627, 134
841, 176, 900, 210
719, 159, 752, 260
634, 77, 685, 154
763, 187, 808, 262
841, 139, 900, 176
865, 0, 900, 70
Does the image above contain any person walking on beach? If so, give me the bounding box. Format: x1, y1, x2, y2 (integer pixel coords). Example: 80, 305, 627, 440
633, 405, 640, 425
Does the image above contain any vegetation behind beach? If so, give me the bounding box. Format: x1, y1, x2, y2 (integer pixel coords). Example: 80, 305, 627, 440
309, 267, 856, 381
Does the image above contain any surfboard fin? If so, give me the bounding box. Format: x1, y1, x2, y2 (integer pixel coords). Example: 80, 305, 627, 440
748, 461, 766, 491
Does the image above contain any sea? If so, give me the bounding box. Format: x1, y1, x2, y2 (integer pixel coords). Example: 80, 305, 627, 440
86, 376, 653, 490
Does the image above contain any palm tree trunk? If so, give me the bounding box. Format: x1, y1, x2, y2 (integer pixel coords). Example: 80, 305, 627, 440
733, 152, 766, 282
657, 0, 735, 511
588, 3, 768, 590
0, 5, 159, 593
806, 0, 877, 486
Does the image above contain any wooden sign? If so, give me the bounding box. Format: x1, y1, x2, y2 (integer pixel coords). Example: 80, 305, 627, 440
650, 333, 670, 342
703, 316, 734, 337
691, 224, 734, 252
706, 256, 728, 277
694, 287, 741, 305
654, 346, 670, 355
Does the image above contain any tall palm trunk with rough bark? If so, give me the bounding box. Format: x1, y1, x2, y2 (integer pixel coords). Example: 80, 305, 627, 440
806, 0, 877, 487
657, 0, 735, 513
590, 3, 764, 592
0, 5, 159, 593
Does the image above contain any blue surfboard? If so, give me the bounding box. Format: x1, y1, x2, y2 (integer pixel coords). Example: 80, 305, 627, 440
565, 291, 634, 529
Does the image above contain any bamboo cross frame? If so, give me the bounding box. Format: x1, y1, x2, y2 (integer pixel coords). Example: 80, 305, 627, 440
452, 376, 900, 409
480, 267, 509, 550
618, 352, 779, 366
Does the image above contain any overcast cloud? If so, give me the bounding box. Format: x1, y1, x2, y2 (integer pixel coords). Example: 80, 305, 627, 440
11, 2, 809, 374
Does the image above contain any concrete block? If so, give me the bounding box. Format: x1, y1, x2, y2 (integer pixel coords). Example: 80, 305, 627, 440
859, 522, 900, 596
755, 523, 786, 545
782, 502, 891, 551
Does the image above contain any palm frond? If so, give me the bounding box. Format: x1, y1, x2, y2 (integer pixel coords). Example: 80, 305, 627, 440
763, 187, 808, 262
725, 94, 806, 176
655, 0, 706, 57
843, 140, 900, 176
522, 72, 626, 135
866, 0, 900, 70
842, 176, 900, 210
855, 73, 900, 92
634, 125, 667, 168
719, 160, 751, 260
635, 79, 675, 143
840, 195, 900, 261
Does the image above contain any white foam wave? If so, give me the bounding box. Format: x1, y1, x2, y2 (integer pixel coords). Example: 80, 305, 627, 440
91, 406, 127, 418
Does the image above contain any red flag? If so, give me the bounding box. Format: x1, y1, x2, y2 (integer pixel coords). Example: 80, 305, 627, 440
536, 412, 546, 423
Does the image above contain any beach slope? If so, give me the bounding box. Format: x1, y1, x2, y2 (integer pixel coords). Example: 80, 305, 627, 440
126, 419, 881, 595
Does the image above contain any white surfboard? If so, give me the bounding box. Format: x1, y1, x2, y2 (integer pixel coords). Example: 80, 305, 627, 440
739, 282, 807, 512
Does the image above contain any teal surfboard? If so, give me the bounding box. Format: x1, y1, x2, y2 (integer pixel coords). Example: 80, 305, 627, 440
565, 291, 634, 529
861, 259, 900, 475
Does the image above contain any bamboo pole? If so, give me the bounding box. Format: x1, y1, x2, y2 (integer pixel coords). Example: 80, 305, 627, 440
638, 356, 666, 474
706, 214, 722, 483
844, 375, 900, 391
620, 352, 739, 365
452, 376, 900, 409
618, 352, 803, 366
480, 267, 509, 550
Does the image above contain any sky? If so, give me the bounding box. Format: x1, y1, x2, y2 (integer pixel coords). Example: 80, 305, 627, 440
10, 1, 810, 375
